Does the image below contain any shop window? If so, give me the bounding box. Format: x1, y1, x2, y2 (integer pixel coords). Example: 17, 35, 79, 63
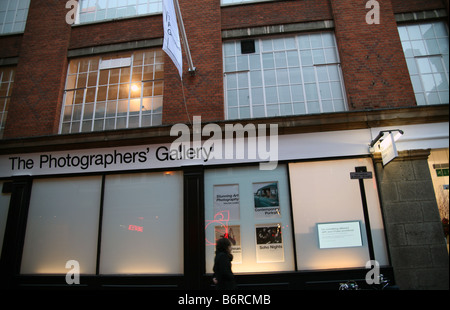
99, 171, 183, 274
0, 0, 30, 35
0, 67, 15, 139
19, 171, 183, 275
398, 21, 449, 105
288, 158, 389, 271
0, 181, 12, 259
78, 0, 162, 24
205, 165, 295, 274
20, 176, 102, 274
60, 48, 164, 134
224, 32, 347, 119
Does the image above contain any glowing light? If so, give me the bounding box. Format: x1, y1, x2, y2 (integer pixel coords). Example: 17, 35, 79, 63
131, 84, 140, 92
128, 224, 143, 232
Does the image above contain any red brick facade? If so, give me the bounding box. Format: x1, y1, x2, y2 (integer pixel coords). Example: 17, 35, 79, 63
331, 0, 416, 110
0, 0, 448, 139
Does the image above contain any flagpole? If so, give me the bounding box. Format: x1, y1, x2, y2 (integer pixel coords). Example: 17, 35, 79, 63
173, 0, 196, 76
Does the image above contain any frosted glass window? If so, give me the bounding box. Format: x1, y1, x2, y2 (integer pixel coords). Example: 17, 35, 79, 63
100, 171, 183, 274
205, 165, 295, 274
0, 0, 30, 34
289, 158, 389, 271
78, 0, 162, 24
0, 182, 11, 258
20, 176, 102, 274
399, 22, 449, 105
224, 33, 347, 120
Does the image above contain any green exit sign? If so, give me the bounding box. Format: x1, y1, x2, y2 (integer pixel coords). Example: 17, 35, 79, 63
436, 168, 449, 177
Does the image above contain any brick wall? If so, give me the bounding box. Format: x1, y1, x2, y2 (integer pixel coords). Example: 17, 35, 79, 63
391, 0, 447, 13
1, 0, 448, 139
3, 0, 71, 139
330, 0, 416, 110
221, 0, 332, 30
0, 34, 22, 59
162, 0, 224, 124
69, 15, 163, 50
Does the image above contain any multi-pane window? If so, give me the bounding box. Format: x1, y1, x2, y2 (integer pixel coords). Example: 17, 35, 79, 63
0, 0, 30, 34
398, 21, 449, 105
78, 0, 162, 24
0, 67, 14, 138
20, 171, 183, 275
224, 33, 347, 120
61, 48, 164, 134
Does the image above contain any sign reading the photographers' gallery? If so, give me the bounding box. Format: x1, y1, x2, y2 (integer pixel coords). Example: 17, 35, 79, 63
317, 221, 363, 249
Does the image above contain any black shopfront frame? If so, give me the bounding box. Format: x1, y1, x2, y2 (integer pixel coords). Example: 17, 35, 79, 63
0, 158, 395, 291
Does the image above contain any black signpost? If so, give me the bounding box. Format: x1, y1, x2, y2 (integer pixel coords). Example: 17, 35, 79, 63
351, 166, 375, 262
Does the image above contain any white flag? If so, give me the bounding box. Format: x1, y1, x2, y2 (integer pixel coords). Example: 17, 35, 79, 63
162, 0, 183, 78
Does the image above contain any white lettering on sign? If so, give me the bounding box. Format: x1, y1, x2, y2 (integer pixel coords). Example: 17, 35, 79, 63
0, 116, 279, 176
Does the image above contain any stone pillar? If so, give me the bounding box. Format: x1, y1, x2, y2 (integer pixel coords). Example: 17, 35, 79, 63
374, 149, 449, 290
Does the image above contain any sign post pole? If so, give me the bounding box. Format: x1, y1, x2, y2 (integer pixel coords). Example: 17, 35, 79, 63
352, 166, 375, 261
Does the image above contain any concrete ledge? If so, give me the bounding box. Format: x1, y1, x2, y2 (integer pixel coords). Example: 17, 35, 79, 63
0, 105, 448, 155
222, 20, 334, 39
395, 9, 447, 23
68, 38, 163, 58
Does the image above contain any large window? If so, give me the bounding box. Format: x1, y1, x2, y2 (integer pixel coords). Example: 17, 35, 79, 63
99, 172, 183, 274
0, 0, 29, 35
398, 21, 449, 106
20, 171, 183, 275
205, 165, 296, 274
21, 176, 103, 274
78, 0, 162, 24
224, 33, 347, 120
0, 67, 14, 139
61, 48, 164, 134
289, 158, 389, 270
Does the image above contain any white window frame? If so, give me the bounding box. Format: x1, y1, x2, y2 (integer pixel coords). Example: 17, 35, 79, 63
398, 21, 449, 106
0, 0, 30, 35
223, 33, 348, 120
60, 49, 164, 134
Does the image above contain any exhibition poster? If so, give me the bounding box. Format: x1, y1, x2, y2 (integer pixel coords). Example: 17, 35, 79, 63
213, 184, 240, 220
255, 224, 284, 263
253, 182, 281, 219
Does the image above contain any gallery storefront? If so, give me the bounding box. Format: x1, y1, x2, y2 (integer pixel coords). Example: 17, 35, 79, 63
0, 117, 448, 290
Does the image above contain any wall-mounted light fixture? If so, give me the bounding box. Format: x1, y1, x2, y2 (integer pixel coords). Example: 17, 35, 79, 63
369, 129, 404, 149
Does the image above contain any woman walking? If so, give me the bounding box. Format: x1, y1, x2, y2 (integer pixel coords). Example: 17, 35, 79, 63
212, 237, 236, 290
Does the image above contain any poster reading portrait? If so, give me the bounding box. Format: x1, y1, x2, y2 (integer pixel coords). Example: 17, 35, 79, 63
253, 182, 281, 219
214, 184, 240, 220
215, 225, 242, 263
255, 224, 284, 263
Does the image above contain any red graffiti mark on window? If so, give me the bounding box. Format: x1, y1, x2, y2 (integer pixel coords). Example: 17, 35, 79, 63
128, 224, 143, 232
205, 210, 230, 246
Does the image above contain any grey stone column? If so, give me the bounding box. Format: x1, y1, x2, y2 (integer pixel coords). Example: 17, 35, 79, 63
374, 149, 449, 290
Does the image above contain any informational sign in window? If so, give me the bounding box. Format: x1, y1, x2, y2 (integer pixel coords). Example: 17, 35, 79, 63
213, 184, 240, 221
317, 221, 363, 249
